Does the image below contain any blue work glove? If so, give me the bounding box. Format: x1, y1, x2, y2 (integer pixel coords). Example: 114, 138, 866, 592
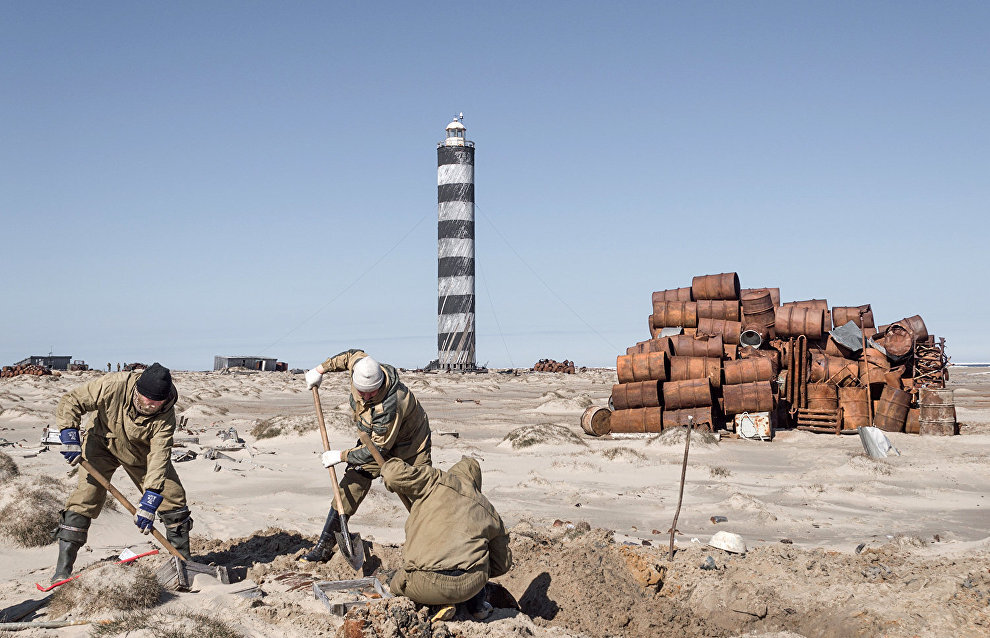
134, 490, 163, 534
59, 428, 82, 465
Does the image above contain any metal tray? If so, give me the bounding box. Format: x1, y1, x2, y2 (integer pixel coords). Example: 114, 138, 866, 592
313, 577, 391, 615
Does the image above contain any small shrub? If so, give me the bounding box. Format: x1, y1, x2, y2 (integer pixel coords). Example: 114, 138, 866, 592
91, 611, 243, 638
709, 466, 731, 478
601, 447, 648, 462
0, 475, 64, 547
501, 423, 587, 449
0, 451, 19, 483
50, 563, 161, 617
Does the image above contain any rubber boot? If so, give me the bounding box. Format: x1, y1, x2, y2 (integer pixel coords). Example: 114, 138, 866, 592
52, 510, 90, 582
299, 508, 341, 563
159, 507, 194, 561
465, 584, 493, 620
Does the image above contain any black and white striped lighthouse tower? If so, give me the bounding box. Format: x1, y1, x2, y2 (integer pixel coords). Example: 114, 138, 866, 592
436, 115, 476, 370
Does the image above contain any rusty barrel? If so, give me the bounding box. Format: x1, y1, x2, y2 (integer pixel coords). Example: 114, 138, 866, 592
652, 287, 693, 303
650, 301, 698, 329
832, 304, 875, 329
774, 306, 825, 339
691, 272, 740, 301
738, 329, 763, 349
919, 388, 956, 435
740, 289, 776, 331
859, 348, 890, 386
580, 406, 612, 436
610, 407, 663, 434
669, 334, 723, 358
626, 337, 673, 356
663, 407, 714, 430
696, 300, 741, 322
669, 356, 722, 388
662, 378, 713, 410
905, 407, 920, 434
838, 386, 870, 430
806, 383, 838, 411
874, 385, 911, 433
723, 358, 774, 385
697, 317, 742, 345
616, 352, 668, 384
741, 287, 780, 307
809, 353, 854, 383
824, 336, 855, 358
723, 343, 738, 360
722, 381, 774, 415
895, 315, 929, 343
879, 324, 913, 359
611, 381, 661, 410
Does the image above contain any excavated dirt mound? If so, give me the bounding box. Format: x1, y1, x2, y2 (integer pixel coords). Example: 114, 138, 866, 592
189, 524, 990, 638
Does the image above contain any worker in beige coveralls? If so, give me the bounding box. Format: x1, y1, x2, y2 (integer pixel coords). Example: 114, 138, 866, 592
381, 456, 512, 621
52, 363, 192, 582
300, 349, 432, 563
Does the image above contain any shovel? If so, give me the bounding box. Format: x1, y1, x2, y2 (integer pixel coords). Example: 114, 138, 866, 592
311, 387, 364, 572
77, 459, 229, 589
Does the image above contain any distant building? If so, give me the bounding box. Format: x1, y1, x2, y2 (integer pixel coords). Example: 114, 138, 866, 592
213, 356, 284, 372
15, 355, 72, 370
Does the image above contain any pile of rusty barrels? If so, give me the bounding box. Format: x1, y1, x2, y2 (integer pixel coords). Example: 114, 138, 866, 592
533, 359, 576, 374
0, 364, 53, 378
580, 271, 954, 437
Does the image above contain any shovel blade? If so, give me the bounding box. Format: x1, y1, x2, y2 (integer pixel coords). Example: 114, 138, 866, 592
335, 531, 365, 571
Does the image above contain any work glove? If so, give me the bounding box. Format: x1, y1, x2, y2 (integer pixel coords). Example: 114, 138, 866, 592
321, 450, 346, 468
305, 367, 324, 389
134, 490, 163, 534
59, 428, 82, 465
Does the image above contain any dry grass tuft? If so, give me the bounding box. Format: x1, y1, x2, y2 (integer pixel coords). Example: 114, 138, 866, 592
90, 610, 243, 638
250, 411, 351, 439
647, 426, 719, 448
0, 451, 19, 483
0, 474, 65, 546
601, 447, 648, 462
50, 563, 161, 618
709, 465, 731, 478
501, 423, 588, 449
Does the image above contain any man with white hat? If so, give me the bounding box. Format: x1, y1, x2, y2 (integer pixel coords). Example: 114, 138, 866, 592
300, 349, 432, 562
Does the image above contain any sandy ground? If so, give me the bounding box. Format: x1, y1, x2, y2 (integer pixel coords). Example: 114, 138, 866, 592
0, 366, 988, 637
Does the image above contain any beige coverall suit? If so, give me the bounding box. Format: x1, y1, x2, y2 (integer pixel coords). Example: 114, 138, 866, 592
320, 350, 432, 515
381, 457, 512, 605
57, 372, 186, 518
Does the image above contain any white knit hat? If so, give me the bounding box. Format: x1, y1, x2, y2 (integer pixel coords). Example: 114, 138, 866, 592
352, 356, 384, 392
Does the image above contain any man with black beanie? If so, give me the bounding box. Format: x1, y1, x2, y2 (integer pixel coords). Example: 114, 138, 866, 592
51, 362, 193, 583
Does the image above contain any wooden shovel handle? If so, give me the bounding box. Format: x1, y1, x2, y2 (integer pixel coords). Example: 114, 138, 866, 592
78, 459, 185, 559
311, 387, 349, 516
357, 431, 412, 512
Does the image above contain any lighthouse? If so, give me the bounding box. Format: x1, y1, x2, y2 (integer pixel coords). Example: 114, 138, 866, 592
436, 115, 476, 370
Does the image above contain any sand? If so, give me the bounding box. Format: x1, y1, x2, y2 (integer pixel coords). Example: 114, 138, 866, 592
0, 366, 988, 637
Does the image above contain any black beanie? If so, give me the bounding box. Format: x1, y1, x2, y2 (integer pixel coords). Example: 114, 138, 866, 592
136, 363, 172, 401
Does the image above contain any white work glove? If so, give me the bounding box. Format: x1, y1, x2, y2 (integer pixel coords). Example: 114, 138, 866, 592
321, 450, 346, 468
305, 367, 324, 389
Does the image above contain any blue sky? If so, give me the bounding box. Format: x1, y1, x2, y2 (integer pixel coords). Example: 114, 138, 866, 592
2, 2, 987, 370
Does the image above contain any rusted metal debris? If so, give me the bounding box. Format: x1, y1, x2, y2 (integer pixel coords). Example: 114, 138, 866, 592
0, 364, 52, 378
532, 359, 576, 373
588, 272, 954, 438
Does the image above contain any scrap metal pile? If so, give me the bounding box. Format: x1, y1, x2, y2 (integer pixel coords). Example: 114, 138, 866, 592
532, 359, 576, 374
0, 364, 53, 378
598, 272, 954, 438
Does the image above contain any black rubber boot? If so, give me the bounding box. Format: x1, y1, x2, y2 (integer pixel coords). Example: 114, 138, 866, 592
159, 507, 194, 561
465, 584, 492, 620
52, 510, 90, 582
299, 508, 341, 563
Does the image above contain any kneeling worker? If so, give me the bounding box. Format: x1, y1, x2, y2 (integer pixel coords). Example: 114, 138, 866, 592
381, 456, 511, 620
301, 349, 432, 562
53, 363, 193, 582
